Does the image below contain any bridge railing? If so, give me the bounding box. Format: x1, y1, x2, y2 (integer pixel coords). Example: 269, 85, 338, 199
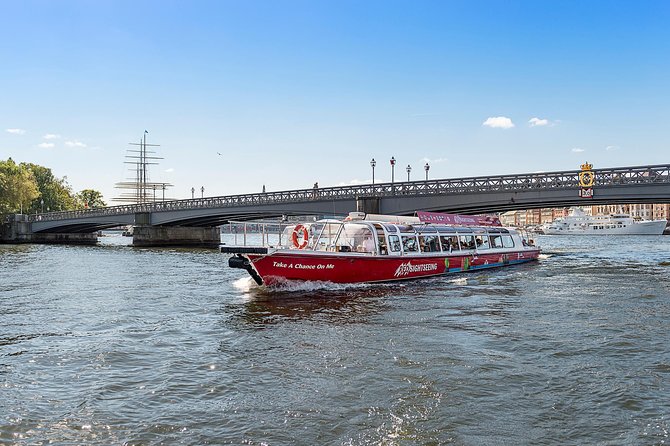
28, 164, 670, 222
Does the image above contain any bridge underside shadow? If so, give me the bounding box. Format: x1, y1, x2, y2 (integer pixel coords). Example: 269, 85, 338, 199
31, 214, 135, 233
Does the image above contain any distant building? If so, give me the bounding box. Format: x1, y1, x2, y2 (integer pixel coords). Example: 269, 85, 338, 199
499, 204, 669, 227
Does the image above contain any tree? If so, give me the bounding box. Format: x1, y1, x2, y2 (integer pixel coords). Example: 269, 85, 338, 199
76, 189, 106, 209
0, 158, 40, 214
1, 159, 106, 214
22, 163, 77, 213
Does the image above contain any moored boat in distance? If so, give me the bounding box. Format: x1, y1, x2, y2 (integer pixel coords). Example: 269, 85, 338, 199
542, 208, 668, 235
222, 211, 541, 287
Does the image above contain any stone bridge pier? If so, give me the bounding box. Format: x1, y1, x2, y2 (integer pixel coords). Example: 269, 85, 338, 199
1, 214, 97, 245
131, 213, 220, 248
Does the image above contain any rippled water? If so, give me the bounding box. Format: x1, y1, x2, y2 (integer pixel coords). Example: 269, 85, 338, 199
1, 234, 670, 445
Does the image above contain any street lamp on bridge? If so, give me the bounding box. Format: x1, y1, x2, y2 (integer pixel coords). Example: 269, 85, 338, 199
390, 156, 396, 184
370, 158, 376, 184
406, 164, 412, 182
424, 162, 430, 181
191, 187, 195, 199
201, 186, 205, 198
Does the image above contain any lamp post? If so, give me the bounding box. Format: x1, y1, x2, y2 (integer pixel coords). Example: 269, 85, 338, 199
370, 158, 376, 184
424, 162, 430, 181
406, 164, 412, 182
40, 199, 44, 213
390, 156, 396, 184
201, 186, 204, 198
191, 187, 195, 199
162, 184, 166, 201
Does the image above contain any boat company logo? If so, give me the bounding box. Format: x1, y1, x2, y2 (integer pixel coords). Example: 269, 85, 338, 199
394, 261, 438, 277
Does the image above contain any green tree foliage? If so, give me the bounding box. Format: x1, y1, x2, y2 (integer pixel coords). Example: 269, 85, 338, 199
0, 158, 40, 214
76, 189, 106, 209
0, 158, 106, 215
22, 163, 76, 213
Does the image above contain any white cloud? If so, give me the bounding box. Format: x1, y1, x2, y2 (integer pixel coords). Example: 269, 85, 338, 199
65, 140, 87, 148
336, 179, 369, 186
528, 117, 549, 127
421, 157, 448, 164
605, 145, 619, 151
37, 142, 55, 149
6, 128, 26, 135
482, 116, 514, 129
571, 147, 585, 153
164, 168, 175, 173
43, 133, 61, 140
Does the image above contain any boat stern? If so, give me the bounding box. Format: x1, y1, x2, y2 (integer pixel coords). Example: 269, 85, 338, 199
221, 246, 270, 285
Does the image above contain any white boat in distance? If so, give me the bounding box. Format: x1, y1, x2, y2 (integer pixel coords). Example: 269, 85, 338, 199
542, 208, 667, 235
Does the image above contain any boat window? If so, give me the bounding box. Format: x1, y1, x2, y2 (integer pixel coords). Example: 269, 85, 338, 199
388, 235, 401, 252
374, 224, 388, 255
439, 235, 460, 251
396, 225, 414, 233
311, 222, 341, 251
401, 234, 419, 253
334, 223, 375, 253
459, 234, 475, 249
419, 235, 440, 252
489, 234, 504, 249
502, 235, 515, 248
475, 234, 490, 250
417, 226, 437, 233
383, 224, 398, 233
434, 225, 456, 233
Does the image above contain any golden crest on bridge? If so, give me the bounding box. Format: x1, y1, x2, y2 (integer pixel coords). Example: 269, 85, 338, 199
578, 162, 595, 188
578, 161, 594, 198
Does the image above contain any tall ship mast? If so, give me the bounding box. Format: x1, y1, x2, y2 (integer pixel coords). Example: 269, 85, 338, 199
113, 131, 173, 204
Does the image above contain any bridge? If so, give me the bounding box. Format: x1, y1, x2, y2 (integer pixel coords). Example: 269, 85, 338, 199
4, 163, 669, 246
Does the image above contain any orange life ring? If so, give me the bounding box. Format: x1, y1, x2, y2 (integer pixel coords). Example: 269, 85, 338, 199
291, 224, 309, 249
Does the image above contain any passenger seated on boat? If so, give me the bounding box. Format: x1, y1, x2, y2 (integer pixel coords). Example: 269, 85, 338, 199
361, 236, 375, 253
401, 235, 419, 252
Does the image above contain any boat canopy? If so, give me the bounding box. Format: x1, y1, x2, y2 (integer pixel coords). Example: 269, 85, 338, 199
280, 219, 522, 254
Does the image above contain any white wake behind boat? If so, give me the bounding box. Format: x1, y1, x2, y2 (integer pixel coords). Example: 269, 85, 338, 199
542, 208, 667, 235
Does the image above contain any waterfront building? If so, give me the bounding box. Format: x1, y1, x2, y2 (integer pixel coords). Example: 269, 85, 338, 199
499, 204, 669, 228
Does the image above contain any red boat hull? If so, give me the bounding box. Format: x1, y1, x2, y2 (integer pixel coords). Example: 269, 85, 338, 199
245, 249, 540, 286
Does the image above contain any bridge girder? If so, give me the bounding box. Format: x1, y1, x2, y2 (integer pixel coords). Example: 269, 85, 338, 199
27, 164, 670, 233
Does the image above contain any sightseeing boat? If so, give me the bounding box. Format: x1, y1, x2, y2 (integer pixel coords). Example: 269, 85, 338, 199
542, 208, 668, 235
222, 211, 541, 286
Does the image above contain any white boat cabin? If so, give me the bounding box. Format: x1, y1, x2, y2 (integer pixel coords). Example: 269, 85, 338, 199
280, 219, 531, 256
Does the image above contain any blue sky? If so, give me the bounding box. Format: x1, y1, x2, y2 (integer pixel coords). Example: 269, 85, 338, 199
1, 0, 669, 202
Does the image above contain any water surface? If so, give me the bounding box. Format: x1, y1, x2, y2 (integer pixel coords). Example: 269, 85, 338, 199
1, 234, 669, 444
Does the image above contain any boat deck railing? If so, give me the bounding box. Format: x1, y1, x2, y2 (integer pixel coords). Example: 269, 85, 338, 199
221, 220, 294, 248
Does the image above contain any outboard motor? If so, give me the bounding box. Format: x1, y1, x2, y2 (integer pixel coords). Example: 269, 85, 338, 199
228, 254, 263, 285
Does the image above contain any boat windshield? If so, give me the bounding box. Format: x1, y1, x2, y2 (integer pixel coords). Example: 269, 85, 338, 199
334, 223, 376, 253
311, 222, 342, 251
310, 221, 376, 253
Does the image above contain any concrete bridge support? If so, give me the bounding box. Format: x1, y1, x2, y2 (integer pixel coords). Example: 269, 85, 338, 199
131, 212, 220, 247
132, 225, 220, 248
1, 215, 97, 245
